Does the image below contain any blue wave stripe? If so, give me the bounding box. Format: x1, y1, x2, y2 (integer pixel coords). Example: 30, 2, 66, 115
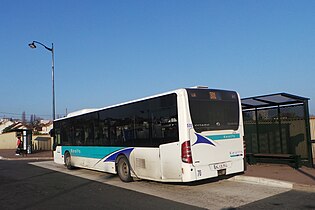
104, 148, 134, 162
192, 133, 216, 146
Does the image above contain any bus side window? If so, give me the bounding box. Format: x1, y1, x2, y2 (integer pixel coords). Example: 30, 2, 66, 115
84, 125, 94, 145
110, 127, 116, 145
151, 96, 179, 146
54, 128, 61, 147
74, 127, 82, 145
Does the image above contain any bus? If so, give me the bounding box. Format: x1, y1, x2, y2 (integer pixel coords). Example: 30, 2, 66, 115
53, 87, 244, 182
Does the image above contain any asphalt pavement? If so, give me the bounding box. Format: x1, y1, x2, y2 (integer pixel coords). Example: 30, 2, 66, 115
0, 160, 202, 210
0, 149, 314, 192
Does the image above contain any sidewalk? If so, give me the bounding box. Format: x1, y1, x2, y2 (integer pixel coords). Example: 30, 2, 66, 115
231, 163, 315, 192
0, 149, 53, 160
0, 149, 314, 191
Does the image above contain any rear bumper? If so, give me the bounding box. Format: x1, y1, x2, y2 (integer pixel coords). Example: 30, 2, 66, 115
191, 159, 244, 181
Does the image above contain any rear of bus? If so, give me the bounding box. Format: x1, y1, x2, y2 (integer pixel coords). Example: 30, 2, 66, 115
181, 88, 244, 181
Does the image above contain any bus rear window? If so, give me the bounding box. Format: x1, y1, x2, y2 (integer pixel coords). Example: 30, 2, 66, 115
187, 89, 239, 133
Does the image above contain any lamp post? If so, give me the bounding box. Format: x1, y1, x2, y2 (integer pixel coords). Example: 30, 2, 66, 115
28, 41, 55, 121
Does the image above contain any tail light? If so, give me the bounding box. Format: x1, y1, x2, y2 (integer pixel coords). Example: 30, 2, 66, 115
181, 140, 193, 163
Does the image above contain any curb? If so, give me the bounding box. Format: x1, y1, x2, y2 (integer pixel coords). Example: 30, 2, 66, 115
0, 156, 53, 161
229, 175, 315, 192
229, 175, 293, 189
293, 183, 315, 192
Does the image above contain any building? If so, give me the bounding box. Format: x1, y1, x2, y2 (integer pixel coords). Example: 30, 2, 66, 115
34, 120, 53, 134
0, 119, 14, 134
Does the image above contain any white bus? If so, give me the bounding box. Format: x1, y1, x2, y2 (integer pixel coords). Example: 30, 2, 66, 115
53, 87, 244, 182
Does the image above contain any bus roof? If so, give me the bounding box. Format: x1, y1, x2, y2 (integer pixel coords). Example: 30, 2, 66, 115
66, 109, 99, 118
55, 86, 236, 122
55, 88, 187, 121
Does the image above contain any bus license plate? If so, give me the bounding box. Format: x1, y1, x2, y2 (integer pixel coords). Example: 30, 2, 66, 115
214, 162, 228, 170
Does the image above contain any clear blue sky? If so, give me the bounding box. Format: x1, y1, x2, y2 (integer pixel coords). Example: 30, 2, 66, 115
1, 0, 315, 120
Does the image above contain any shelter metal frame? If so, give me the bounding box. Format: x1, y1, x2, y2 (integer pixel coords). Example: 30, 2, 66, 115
241, 93, 313, 167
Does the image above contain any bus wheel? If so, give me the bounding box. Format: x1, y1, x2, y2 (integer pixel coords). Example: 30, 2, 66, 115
64, 152, 73, 170
117, 156, 133, 182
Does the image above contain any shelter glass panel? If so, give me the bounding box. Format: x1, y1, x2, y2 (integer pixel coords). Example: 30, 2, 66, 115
256, 108, 281, 154
280, 105, 308, 158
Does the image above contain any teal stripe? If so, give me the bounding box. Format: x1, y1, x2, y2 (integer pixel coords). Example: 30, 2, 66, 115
61, 146, 124, 159
206, 134, 240, 141
230, 154, 243, 157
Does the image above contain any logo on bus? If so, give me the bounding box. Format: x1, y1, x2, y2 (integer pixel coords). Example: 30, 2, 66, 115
70, 149, 81, 154
192, 133, 241, 146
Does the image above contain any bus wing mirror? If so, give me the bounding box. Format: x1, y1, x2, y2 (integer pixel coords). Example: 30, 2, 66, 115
49, 129, 55, 137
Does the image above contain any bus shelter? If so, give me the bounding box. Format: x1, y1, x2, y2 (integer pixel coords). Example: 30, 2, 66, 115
241, 93, 313, 167
14, 129, 33, 154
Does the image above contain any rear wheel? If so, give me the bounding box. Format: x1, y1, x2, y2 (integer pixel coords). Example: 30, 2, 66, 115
117, 156, 133, 182
64, 152, 73, 170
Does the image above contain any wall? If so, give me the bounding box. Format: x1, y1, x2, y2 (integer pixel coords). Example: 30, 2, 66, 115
32, 135, 52, 151
0, 132, 17, 149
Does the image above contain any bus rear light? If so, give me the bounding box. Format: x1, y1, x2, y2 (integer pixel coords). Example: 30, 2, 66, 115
181, 140, 193, 164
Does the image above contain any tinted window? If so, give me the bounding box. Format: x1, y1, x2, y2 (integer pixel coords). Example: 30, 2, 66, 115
187, 89, 239, 132
58, 93, 179, 147
150, 96, 178, 145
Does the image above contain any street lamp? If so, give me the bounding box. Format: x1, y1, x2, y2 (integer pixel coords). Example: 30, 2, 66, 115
28, 41, 55, 121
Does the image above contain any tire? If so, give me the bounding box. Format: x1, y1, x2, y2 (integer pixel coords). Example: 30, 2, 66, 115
117, 156, 133, 182
64, 152, 73, 170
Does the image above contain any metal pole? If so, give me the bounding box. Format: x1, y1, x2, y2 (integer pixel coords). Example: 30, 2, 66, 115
255, 108, 260, 153
278, 106, 283, 154
304, 101, 313, 167
29, 41, 56, 121
51, 43, 56, 121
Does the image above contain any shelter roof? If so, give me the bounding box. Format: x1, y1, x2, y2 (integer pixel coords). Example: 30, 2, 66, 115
241, 93, 309, 110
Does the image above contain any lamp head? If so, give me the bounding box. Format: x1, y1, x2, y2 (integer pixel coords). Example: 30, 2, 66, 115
28, 42, 36, 49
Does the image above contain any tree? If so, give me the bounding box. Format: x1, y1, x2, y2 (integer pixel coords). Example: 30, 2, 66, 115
22, 111, 26, 123
30, 114, 35, 124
